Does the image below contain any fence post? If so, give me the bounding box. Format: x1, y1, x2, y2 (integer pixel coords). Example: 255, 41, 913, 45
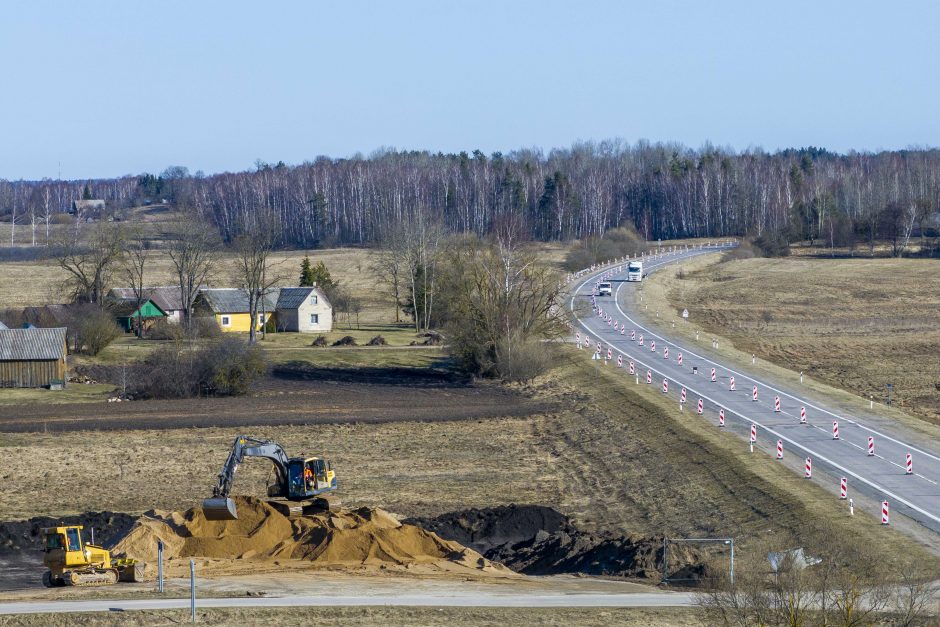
157, 541, 164, 593
190, 559, 196, 622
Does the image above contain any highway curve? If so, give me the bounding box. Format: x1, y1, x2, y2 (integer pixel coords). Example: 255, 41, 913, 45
569, 246, 940, 540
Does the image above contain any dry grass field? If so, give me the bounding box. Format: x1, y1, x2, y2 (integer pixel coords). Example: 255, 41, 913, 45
640, 254, 940, 425
0, 606, 702, 626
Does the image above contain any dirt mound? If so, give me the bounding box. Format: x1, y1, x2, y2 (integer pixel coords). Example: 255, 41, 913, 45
112, 498, 509, 576
409, 505, 704, 580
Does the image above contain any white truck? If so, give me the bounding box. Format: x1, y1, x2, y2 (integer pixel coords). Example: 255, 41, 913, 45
597, 281, 612, 296
627, 261, 643, 282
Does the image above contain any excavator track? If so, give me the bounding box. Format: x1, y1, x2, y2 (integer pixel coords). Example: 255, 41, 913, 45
66, 569, 118, 586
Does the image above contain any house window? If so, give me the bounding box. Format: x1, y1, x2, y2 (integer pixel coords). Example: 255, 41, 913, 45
311, 295, 318, 305
310, 314, 319, 325
258, 314, 265, 324
221, 316, 231, 327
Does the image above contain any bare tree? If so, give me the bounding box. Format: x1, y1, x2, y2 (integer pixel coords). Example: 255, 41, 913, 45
166, 217, 220, 322
232, 214, 281, 344
53, 223, 125, 305
121, 228, 151, 338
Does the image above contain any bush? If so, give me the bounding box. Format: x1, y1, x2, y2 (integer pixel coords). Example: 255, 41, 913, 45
71, 304, 122, 356
753, 232, 791, 257
185, 317, 222, 339
332, 335, 357, 346
720, 240, 758, 262
131, 336, 267, 399
366, 335, 387, 346
311, 335, 328, 347
147, 319, 184, 340
494, 337, 552, 382
564, 224, 646, 271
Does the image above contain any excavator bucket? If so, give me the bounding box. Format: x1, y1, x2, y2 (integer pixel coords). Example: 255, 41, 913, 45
202, 497, 238, 520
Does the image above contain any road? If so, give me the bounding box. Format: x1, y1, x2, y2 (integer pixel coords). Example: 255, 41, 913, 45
570, 245, 940, 537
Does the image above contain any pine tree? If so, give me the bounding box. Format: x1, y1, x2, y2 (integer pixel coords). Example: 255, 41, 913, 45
82, 184, 93, 200
299, 255, 315, 286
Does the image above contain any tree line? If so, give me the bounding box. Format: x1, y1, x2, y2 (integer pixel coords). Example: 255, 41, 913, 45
2, 143, 938, 251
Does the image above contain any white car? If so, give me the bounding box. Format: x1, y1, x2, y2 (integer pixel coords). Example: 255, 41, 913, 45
597, 282, 612, 296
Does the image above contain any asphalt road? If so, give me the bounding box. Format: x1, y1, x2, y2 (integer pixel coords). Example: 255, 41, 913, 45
0, 592, 696, 614
570, 245, 940, 536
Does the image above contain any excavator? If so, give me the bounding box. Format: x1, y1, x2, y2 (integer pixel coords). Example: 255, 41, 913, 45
41, 525, 145, 587
202, 435, 337, 520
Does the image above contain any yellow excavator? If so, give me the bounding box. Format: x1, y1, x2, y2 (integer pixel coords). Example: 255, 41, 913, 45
41, 525, 145, 587
202, 435, 338, 520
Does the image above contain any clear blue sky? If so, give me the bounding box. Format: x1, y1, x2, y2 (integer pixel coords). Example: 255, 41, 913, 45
2, 1, 937, 180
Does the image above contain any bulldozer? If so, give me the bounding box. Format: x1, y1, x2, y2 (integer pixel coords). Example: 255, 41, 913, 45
41, 525, 145, 587
202, 435, 337, 520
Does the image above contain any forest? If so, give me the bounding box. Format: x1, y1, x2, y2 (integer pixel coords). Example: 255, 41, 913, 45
1, 141, 938, 251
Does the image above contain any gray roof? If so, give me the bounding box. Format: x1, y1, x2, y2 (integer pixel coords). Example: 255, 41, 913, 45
72, 199, 105, 210
0, 321, 7, 330
109, 286, 186, 312
275, 286, 330, 310
197, 289, 278, 314
0, 328, 67, 360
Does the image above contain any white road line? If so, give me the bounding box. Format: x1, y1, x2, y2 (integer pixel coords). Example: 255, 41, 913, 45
571, 251, 940, 527
606, 271, 940, 464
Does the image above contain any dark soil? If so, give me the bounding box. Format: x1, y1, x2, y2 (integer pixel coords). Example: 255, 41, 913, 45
0, 512, 136, 556
0, 370, 550, 433
408, 505, 704, 580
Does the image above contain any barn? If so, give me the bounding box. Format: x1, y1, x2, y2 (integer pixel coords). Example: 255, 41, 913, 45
0, 327, 68, 389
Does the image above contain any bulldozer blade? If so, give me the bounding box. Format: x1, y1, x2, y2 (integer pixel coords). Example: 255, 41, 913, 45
202, 498, 238, 520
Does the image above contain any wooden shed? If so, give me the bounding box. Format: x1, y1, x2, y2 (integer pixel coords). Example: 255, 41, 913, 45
0, 327, 68, 389
113, 298, 167, 332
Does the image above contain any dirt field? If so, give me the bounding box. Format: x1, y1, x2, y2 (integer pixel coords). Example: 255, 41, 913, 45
640, 254, 940, 425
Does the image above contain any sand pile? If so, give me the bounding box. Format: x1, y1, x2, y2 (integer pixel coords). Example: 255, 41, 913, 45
112, 497, 510, 576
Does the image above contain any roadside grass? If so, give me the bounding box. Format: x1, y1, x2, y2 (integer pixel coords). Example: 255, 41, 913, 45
0, 384, 116, 406
0, 606, 702, 626
636, 253, 940, 428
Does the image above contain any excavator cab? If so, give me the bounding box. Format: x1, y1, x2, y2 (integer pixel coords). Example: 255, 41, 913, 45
287, 457, 336, 499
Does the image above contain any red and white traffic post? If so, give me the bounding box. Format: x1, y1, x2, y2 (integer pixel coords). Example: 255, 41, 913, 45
839, 477, 847, 499
882, 501, 890, 525
662, 379, 669, 394
800, 406, 806, 424
750, 423, 757, 443
620, 327, 625, 335
697, 398, 703, 414
805, 457, 812, 479
677, 353, 683, 366
710, 368, 716, 382
638, 335, 644, 346
868, 436, 874, 456
680, 388, 687, 404
646, 370, 652, 384
617, 355, 623, 368
774, 396, 781, 412
607, 347, 612, 361
650, 340, 656, 352
730, 376, 736, 391
629, 361, 635, 375
663, 346, 669, 359
718, 408, 725, 427
776, 440, 783, 459
630, 329, 636, 341
832, 421, 839, 440
906, 453, 913, 475
752, 386, 758, 402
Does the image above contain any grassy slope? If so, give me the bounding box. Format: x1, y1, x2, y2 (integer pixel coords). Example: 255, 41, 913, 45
637, 253, 940, 426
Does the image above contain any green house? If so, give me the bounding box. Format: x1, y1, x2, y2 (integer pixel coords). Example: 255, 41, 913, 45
113, 298, 168, 332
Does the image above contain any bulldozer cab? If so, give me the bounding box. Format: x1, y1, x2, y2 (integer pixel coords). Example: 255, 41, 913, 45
42, 526, 101, 571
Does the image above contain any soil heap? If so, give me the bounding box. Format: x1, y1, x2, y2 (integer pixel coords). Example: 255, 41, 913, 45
408, 505, 704, 580
111, 497, 511, 577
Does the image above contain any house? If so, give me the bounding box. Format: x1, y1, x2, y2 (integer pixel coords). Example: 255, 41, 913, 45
112, 298, 167, 332
275, 287, 332, 332
193, 289, 277, 332
0, 327, 68, 388
192, 287, 333, 334
108, 287, 188, 323
70, 199, 105, 215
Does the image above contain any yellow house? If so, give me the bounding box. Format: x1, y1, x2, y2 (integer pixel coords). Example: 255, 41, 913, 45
193, 289, 277, 333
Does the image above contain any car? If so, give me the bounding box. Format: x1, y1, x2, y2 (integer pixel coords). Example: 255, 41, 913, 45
597, 281, 612, 296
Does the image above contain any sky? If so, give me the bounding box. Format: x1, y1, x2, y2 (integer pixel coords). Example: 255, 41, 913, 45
1, 1, 938, 180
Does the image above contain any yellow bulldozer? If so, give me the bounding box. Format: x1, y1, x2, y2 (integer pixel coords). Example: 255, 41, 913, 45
41, 525, 145, 587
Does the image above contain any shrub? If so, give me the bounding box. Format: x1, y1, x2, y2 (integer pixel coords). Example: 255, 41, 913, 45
148, 319, 184, 340
753, 232, 791, 257
494, 337, 552, 382
131, 336, 267, 399
185, 317, 222, 339
71, 304, 122, 356
332, 335, 357, 346
366, 335, 387, 346
311, 335, 328, 347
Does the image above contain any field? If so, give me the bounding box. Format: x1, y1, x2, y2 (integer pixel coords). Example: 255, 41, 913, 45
1, 348, 933, 574
639, 253, 940, 425
0, 606, 701, 626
